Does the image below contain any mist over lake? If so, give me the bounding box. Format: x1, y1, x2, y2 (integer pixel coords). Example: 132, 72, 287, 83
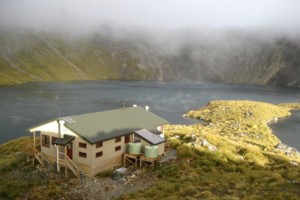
0, 81, 299, 149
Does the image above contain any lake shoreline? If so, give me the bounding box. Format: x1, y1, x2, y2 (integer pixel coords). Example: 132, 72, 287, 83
1, 81, 300, 145
166, 100, 300, 165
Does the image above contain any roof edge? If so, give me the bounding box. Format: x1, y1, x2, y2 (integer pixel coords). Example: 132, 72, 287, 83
27, 118, 59, 132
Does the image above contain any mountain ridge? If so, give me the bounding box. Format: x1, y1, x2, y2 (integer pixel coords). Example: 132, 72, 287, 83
0, 27, 299, 87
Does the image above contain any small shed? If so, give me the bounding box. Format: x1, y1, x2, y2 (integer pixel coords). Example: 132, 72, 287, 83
134, 129, 166, 156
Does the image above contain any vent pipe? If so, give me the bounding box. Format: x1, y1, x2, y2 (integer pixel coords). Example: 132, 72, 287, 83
58, 120, 65, 138
56, 120, 65, 172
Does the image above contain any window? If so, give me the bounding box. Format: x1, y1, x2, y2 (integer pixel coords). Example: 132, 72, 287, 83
96, 151, 103, 158
96, 141, 103, 148
115, 146, 121, 152
134, 135, 141, 143
42, 135, 50, 147
125, 135, 130, 144
52, 136, 58, 145
115, 137, 121, 143
79, 142, 87, 148
79, 152, 87, 158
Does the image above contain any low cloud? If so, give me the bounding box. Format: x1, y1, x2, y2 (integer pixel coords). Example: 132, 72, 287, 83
1, 0, 300, 37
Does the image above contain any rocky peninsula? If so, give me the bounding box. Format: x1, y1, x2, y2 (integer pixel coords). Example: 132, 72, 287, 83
165, 100, 300, 166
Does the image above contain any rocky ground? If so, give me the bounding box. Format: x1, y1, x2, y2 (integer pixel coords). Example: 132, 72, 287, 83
67, 151, 177, 199
12, 163, 158, 200
14, 149, 178, 200
66, 168, 157, 200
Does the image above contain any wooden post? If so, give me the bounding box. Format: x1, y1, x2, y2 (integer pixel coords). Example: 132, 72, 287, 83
33, 132, 36, 150
56, 145, 60, 172
139, 157, 142, 168
65, 146, 67, 177
32, 132, 36, 165
124, 153, 139, 167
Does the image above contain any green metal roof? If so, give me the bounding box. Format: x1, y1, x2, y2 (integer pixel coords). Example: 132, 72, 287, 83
62, 106, 169, 144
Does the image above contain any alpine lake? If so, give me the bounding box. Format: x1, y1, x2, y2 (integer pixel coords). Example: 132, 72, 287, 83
0, 81, 299, 150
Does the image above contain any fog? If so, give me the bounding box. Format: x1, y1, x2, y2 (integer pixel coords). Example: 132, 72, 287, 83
1, 0, 300, 37
1, 0, 300, 87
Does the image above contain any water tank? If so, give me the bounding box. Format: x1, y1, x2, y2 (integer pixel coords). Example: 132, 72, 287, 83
128, 143, 141, 154
145, 146, 158, 158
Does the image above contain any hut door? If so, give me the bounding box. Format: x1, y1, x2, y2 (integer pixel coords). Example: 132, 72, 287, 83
67, 143, 73, 159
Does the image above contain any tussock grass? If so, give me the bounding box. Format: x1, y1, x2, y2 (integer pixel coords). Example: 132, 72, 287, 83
0, 137, 31, 173
118, 100, 300, 199
0, 137, 69, 200
278, 103, 300, 110
119, 146, 300, 199
166, 100, 300, 165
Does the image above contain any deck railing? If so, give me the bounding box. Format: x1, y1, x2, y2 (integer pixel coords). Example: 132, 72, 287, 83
33, 148, 50, 167
23, 142, 84, 178
65, 155, 85, 178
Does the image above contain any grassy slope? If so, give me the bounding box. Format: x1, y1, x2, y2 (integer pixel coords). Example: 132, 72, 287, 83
0, 137, 35, 199
119, 100, 300, 199
120, 149, 300, 199
0, 32, 153, 85
1, 30, 300, 87
0, 137, 69, 200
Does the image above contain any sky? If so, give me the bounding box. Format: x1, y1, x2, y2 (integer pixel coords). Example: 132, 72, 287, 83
0, 0, 300, 33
